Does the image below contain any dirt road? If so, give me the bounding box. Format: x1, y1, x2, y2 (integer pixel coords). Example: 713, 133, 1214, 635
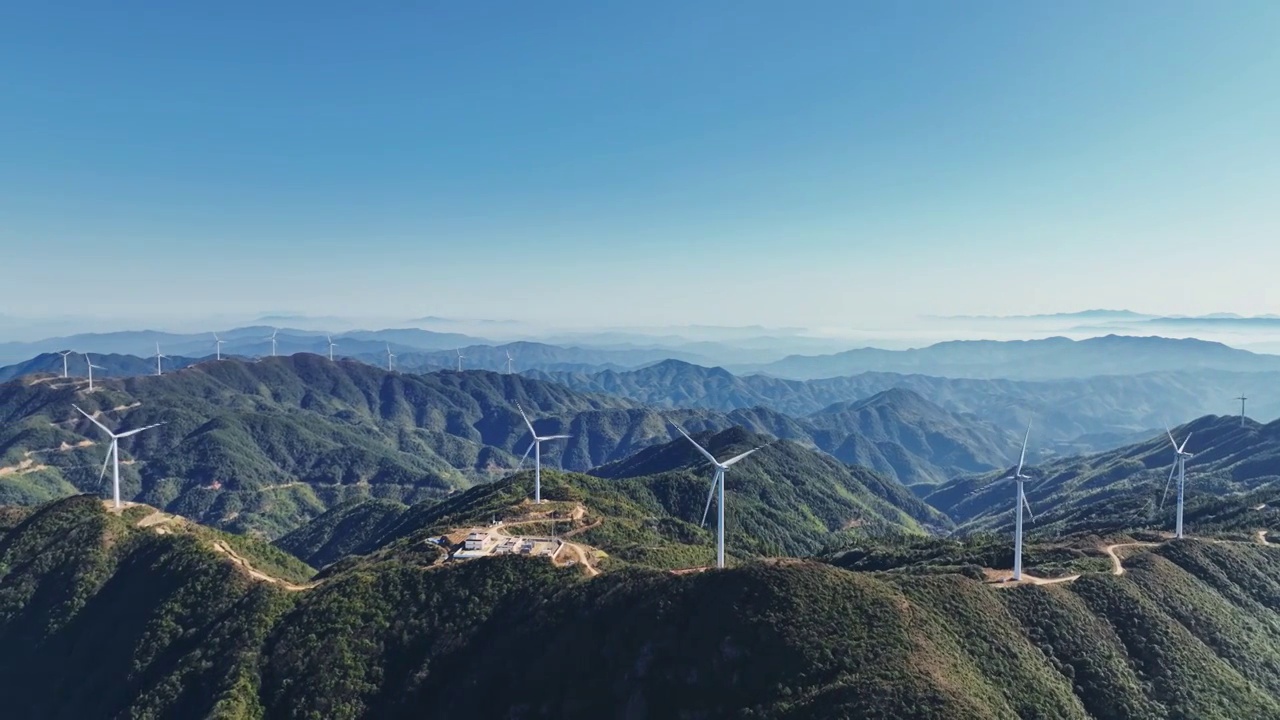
1257, 530, 1271, 546
211, 539, 316, 591
1103, 542, 1160, 575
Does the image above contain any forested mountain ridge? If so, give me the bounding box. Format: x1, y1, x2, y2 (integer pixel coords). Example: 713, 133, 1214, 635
0, 357, 1012, 535
279, 428, 950, 572
929, 414, 1280, 538
536, 359, 1280, 453
4, 494, 1280, 719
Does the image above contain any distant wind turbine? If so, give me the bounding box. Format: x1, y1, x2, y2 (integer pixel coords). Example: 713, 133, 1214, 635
74, 405, 164, 509
1003, 421, 1035, 582
505, 350, 514, 375
84, 354, 105, 391
57, 351, 73, 378
515, 404, 571, 504
1237, 394, 1247, 427
327, 335, 337, 362
267, 328, 279, 357
1161, 426, 1194, 539
456, 349, 465, 372
153, 342, 167, 376
385, 344, 396, 371
672, 424, 763, 569
213, 333, 225, 361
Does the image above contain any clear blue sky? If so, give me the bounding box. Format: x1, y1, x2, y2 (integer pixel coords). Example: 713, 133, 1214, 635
2, 1, 1278, 328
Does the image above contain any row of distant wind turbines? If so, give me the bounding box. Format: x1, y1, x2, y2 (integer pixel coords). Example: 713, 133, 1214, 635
55, 329, 499, 385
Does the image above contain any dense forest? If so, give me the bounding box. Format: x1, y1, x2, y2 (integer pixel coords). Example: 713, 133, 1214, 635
2, 495, 1279, 719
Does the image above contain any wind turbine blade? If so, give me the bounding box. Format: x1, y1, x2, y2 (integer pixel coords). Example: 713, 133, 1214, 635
97, 444, 112, 484
1165, 425, 1178, 449
516, 404, 537, 435
700, 472, 719, 528
1022, 493, 1034, 521
1015, 421, 1031, 476
515, 441, 535, 471
721, 446, 764, 468
74, 405, 113, 436
672, 424, 719, 466
1159, 462, 1177, 509
538, 434, 572, 441
115, 422, 164, 439
1178, 432, 1192, 454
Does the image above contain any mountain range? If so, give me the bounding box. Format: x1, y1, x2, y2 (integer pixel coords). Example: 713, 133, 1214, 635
0, 357, 995, 536
4, 491, 1280, 718
537, 359, 1280, 452
740, 335, 1280, 380
927, 414, 1280, 538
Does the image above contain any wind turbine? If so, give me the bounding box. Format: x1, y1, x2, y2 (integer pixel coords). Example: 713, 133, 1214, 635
505, 350, 515, 375
1161, 427, 1194, 539
153, 343, 168, 376
1002, 421, 1035, 582
385, 344, 396, 371
515, 404, 571, 504
327, 335, 337, 361
671, 424, 764, 569
1237, 394, 1247, 427
455, 349, 465, 372
84, 354, 105, 391
73, 405, 163, 509
267, 328, 279, 357
57, 351, 73, 378
213, 333, 225, 361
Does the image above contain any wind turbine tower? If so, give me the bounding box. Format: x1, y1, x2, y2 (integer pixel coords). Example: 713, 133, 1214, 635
456, 349, 465, 372
385, 344, 396, 371
213, 333, 225, 361
74, 405, 163, 509
515, 404, 572, 504
57, 351, 73, 378
267, 329, 279, 357
1237, 394, 1247, 427
153, 343, 168, 376
1003, 422, 1035, 582
1162, 427, 1194, 539
505, 350, 514, 375
84, 354, 105, 391
327, 335, 337, 361
672, 424, 763, 569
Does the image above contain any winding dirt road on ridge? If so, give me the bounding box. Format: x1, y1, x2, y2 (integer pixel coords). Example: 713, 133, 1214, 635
1103, 542, 1160, 576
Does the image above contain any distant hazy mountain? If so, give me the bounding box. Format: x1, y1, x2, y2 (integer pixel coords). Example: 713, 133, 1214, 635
928, 415, 1280, 536
536, 359, 1280, 453
742, 335, 1280, 380
805, 389, 1014, 489
0, 326, 488, 365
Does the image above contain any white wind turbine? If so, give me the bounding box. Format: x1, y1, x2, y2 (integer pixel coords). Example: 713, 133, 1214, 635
1161, 426, 1194, 539
515, 404, 572, 504
213, 333, 225, 360
455, 349, 466, 372
267, 328, 279, 357
74, 405, 164, 509
327, 335, 337, 361
385, 344, 396, 371
84, 354, 105, 391
57, 351, 73, 378
153, 342, 168, 376
1002, 421, 1035, 582
505, 350, 515, 375
672, 424, 764, 569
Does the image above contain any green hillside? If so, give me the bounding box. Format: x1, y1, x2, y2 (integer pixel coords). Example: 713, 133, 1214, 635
929, 415, 1280, 538
3, 495, 1280, 719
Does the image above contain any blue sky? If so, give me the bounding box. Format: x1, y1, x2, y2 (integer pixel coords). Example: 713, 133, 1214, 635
2, 2, 1278, 328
